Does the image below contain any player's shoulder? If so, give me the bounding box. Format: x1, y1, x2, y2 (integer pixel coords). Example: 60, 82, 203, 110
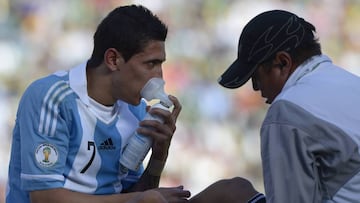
22, 71, 73, 103
31, 70, 69, 88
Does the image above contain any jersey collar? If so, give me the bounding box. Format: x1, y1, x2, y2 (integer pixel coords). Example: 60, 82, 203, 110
69, 62, 90, 106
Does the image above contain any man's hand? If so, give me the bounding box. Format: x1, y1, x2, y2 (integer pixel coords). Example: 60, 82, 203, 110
126, 190, 168, 203
189, 177, 259, 203
154, 185, 191, 203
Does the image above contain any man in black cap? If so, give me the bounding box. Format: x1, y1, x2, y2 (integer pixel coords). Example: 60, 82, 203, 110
218, 10, 360, 203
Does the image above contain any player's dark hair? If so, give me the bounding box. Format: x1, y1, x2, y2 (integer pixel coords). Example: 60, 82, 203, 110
87, 5, 168, 67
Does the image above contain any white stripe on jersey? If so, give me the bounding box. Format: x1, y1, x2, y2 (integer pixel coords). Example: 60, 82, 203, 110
38, 81, 71, 137
21, 173, 64, 181
63, 99, 100, 193
50, 89, 73, 136
39, 81, 65, 134
43, 83, 70, 136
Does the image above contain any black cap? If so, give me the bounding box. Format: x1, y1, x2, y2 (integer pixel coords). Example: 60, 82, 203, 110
218, 10, 314, 88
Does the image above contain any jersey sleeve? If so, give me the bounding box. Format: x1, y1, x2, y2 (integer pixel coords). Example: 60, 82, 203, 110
19, 80, 72, 191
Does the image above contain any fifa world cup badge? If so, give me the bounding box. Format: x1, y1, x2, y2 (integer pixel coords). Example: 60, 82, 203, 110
35, 143, 58, 167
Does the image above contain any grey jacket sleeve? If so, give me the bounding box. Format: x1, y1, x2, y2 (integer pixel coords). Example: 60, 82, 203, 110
261, 120, 322, 203
260, 100, 360, 203
247, 193, 266, 203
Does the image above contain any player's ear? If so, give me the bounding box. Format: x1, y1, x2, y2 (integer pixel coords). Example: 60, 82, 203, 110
104, 48, 124, 71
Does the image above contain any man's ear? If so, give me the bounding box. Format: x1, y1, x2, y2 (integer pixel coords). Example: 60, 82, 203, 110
275, 51, 293, 75
104, 48, 124, 71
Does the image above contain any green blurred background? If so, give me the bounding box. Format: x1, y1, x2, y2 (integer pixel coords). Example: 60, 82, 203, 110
1, 0, 360, 201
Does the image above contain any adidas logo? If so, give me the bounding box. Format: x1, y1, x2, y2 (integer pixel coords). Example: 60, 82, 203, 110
98, 138, 116, 150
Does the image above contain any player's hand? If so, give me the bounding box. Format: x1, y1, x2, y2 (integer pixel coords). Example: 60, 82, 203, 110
138, 95, 182, 160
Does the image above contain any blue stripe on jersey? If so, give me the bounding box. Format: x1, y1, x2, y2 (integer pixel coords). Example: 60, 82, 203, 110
94, 120, 122, 194
128, 102, 147, 121
62, 102, 83, 183
121, 166, 144, 190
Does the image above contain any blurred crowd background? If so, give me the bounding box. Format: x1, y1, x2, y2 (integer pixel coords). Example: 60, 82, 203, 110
1, 0, 360, 201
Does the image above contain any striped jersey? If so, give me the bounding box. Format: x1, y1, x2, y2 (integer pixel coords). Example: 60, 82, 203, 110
6, 63, 146, 203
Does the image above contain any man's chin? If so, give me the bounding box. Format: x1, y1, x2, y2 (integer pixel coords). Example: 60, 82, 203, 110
265, 98, 272, 104
262, 97, 271, 104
